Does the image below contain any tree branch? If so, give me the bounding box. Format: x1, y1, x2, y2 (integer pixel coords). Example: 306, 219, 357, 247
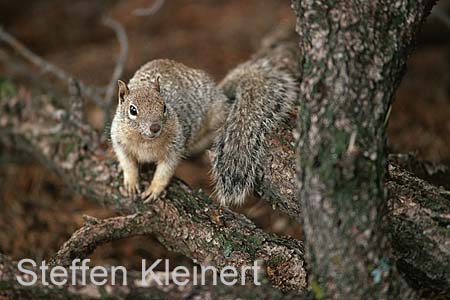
389, 153, 450, 190
1, 254, 303, 300
387, 164, 450, 296
0, 84, 306, 292
133, 0, 165, 17
49, 213, 153, 266
0, 27, 103, 106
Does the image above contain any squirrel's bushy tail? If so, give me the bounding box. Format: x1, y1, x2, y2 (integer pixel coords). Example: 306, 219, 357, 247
212, 32, 301, 206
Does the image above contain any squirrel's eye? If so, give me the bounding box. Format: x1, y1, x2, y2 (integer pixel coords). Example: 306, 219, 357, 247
129, 105, 138, 118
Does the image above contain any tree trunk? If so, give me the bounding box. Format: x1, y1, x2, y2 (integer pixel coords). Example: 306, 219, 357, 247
290, 0, 435, 299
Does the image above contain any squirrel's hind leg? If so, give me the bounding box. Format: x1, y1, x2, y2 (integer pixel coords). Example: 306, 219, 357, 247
187, 131, 216, 157
186, 96, 229, 157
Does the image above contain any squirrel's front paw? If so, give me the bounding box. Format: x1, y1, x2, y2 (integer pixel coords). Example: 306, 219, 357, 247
142, 184, 166, 203
123, 176, 140, 197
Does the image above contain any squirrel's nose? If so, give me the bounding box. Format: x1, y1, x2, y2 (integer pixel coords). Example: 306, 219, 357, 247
149, 123, 161, 134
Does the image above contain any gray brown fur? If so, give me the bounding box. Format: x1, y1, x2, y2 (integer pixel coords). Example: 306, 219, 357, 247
212, 29, 301, 206
111, 59, 228, 201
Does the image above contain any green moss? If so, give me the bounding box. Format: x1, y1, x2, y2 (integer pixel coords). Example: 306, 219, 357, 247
219, 232, 264, 261
242, 234, 264, 259
330, 254, 342, 266
0, 79, 18, 100
79, 164, 87, 178
223, 242, 233, 258
311, 279, 324, 300
167, 183, 210, 217
63, 143, 74, 159
422, 195, 450, 214
268, 254, 284, 267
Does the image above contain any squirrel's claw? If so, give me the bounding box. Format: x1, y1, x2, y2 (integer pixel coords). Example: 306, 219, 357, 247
123, 177, 140, 198
142, 185, 166, 203
142, 189, 159, 203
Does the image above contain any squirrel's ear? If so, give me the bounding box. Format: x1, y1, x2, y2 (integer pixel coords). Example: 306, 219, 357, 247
117, 80, 129, 104
154, 76, 161, 93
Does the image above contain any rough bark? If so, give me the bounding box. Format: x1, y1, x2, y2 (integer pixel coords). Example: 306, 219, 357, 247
290, 0, 436, 299
49, 213, 159, 266
0, 253, 143, 300
390, 153, 450, 191
387, 164, 450, 296
0, 254, 303, 300
256, 113, 299, 216
257, 103, 450, 295
0, 84, 306, 293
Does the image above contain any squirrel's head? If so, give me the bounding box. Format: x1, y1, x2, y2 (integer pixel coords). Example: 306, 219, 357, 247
116, 78, 167, 139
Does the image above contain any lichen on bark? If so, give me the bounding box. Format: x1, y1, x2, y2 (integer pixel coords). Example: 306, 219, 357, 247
291, 0, 435, 298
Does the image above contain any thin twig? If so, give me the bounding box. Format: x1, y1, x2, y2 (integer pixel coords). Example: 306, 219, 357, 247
0, 27, 71, 82
133, 0, 165, 16
102, 16, 129, 117
0, 26, 103, 106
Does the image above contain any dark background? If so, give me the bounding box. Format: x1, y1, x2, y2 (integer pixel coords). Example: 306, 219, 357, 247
0, 0, 449, 271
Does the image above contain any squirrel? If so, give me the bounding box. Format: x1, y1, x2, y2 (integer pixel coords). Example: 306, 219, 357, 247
111, 59, 228, 201
211, 29, 301, 206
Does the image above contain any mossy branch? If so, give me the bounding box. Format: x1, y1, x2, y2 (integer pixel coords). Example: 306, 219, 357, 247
0, 83, 306, 293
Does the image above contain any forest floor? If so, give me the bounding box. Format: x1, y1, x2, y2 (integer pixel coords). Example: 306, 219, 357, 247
0, 0, 449, 273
